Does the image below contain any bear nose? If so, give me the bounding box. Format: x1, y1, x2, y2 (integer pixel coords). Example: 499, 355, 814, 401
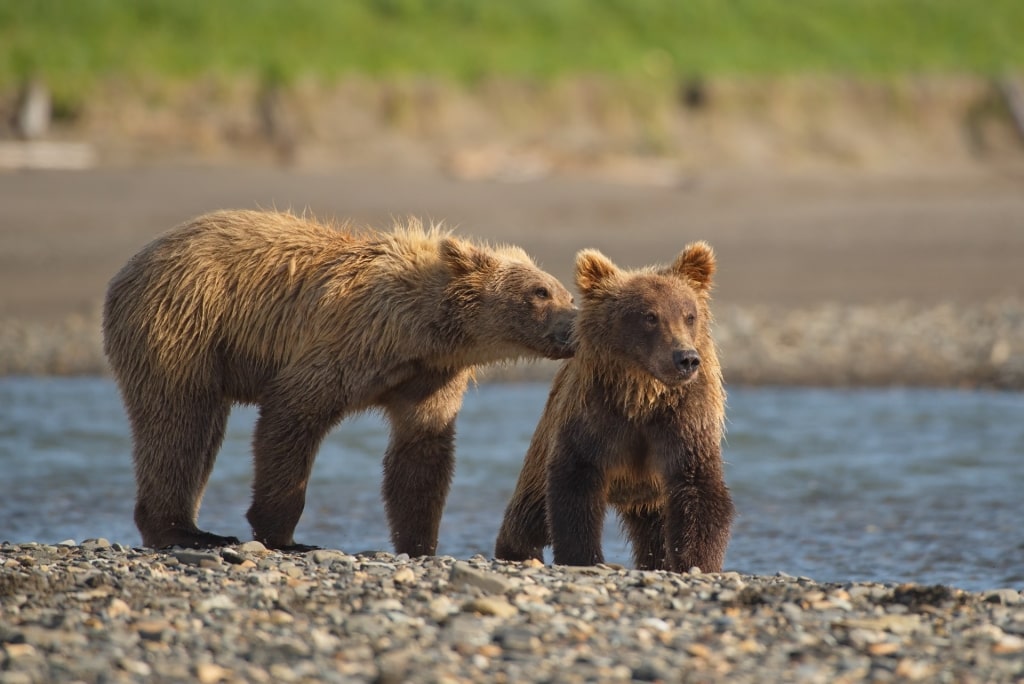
673, 349, 701, 374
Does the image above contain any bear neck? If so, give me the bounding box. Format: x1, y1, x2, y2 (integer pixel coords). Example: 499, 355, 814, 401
575, 344, 723, 425
434, 272, 559, 369
578, 349, 673, 421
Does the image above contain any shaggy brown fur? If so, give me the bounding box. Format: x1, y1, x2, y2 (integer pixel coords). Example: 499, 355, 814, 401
103, 209, 576, 552
494, 242, 733, 572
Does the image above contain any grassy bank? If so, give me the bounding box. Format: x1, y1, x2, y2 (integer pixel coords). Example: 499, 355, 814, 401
3, 1, 1023, 101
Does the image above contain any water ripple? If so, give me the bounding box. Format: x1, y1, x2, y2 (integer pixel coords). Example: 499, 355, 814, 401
1, 379, 1021, 591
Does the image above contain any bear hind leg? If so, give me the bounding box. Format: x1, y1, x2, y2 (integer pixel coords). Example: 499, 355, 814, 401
131, 393, 238, 549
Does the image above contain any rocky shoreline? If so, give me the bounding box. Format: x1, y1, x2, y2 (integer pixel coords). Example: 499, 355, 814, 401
1, 541, 1022, 683
2, 299, 1022, 389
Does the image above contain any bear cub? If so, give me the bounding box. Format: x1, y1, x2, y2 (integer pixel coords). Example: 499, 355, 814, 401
495, 242, 733, 572
103, 209, 577, 553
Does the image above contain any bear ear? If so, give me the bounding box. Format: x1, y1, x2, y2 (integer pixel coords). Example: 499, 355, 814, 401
669, 241, 716, 292
441, 237, 496, 276
575, 249, 620, 296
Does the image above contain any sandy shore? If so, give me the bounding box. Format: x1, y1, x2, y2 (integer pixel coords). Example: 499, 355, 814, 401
1, 164, 1022, 386
2, 542, 1022, 683
3, 165, 1024, 319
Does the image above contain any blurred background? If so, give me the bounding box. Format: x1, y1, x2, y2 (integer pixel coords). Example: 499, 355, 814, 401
0, 0, 1022, 384
2, 0, 1024, 172
1, 2, 1023, 583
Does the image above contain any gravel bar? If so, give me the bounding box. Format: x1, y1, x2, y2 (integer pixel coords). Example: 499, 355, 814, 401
3, 299, 1023, 389
2, 541, 1023, 683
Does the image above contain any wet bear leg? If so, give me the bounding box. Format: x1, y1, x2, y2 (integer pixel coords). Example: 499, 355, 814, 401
546, 425, 608, 566
664, 468, 734, 573
381, 372, 468, 556
494, 483, 549, 563
247, 390, 337, 550
131, 391, 237, 549
619, 506, 668, 571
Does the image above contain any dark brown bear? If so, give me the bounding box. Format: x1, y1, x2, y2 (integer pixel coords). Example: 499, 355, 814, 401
102, 209, 576, 553
494, 242, 733, 572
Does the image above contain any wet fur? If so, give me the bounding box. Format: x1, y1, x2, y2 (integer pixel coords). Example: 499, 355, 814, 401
495, 242, 733, 572
103, 209, 576, 552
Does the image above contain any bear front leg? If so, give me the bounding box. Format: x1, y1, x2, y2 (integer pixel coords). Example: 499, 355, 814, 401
381, 421, 456, 556
495, 427, 554, 562
662, 459, 734, 573
247, 388, 338, 551
618, 506, 668, 571
546, 421, 608, 567
381, 371, 469, 556
494, 477, 549, 563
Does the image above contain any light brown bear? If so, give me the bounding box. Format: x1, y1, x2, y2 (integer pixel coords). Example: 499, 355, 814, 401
103, 209, 576, 553
494, 242, 733, 572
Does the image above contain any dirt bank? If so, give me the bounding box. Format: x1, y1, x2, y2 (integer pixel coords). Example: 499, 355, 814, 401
5, 75, 1024, 173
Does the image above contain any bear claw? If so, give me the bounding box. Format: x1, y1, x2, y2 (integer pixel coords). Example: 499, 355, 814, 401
151, 531, 241, 550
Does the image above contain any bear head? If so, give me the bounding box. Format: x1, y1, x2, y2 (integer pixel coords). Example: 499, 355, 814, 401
441, 237, 577, 360
573, 242, 716, 387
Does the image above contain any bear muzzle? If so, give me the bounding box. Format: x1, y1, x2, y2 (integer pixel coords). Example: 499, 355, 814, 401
671, 349, 701, 382
547, 326, 577, 359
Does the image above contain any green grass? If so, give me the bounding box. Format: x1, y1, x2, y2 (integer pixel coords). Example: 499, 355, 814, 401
2, 0, 1022, 100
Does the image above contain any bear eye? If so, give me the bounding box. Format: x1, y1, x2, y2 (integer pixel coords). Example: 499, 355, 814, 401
643, 312, 659, 326
534, 287, 550, 300
686, 313, 696, 326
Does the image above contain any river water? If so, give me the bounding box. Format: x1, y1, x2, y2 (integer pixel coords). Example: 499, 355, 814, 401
1, 378, 1021, 591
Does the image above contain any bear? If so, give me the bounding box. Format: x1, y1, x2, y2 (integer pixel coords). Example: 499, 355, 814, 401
102, 209, 577, 553
494, 242, 733, 573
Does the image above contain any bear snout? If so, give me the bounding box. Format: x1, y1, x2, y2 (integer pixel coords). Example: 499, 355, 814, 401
549, 326, 577, 359
544, 313, 577, 359
673, 349, 701, 376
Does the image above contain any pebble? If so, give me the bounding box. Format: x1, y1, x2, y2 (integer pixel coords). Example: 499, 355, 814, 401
449, 560, 513, 594
195, 663, 230, 684
1, 542, 1022, 683
986, 588, 1022, 605
172, 549, 221, 567
238, 540, 268, 554
392, 566, 416, 584
463, 596, 518, 618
